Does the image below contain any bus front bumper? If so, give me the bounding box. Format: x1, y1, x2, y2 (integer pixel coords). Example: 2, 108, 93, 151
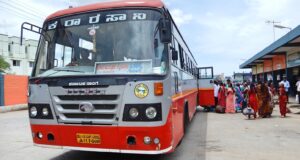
30, 123, 173, 155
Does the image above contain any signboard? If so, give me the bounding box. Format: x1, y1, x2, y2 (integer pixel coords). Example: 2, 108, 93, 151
252, 66, 257, 75
256, 64, 264, 74
95, 60, 152, 74
263, 60, 272, 72
287, 52, 300, 68
272, 55, 286, 70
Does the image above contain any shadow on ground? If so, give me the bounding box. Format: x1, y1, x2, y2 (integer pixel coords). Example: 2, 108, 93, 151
50, 112, 208, 160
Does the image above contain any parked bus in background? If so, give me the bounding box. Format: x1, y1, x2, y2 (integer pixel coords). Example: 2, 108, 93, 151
22, 0, 200, 154
198, 67, 215, 111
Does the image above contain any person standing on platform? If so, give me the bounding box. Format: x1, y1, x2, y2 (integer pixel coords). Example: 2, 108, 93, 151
226, 79, 231, 88
296, 78, 300, 104
248, 83, 258, 118
279, 83, 287, 117
218, 83, 226, 109
214, 81, 220, 107
226, 83, 236, 113
280, 77, 290, 103
257, 82, 272, 118
242, 82, 250, 111
235, 83, 244, 112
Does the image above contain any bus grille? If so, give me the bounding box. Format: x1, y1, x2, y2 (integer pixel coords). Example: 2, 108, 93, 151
61, 104, 116, 110
50, 87, 123, 125
64, 114, 115, 119
57, 95, 118, 101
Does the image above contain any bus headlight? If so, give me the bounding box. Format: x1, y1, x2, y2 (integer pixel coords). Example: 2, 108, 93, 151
129, 108, 139, 118
28, 104, 53, 119
145, 107, 157, 119
42, 107, 49, 116
30, 106, 38, 117
123, 103, 162, 121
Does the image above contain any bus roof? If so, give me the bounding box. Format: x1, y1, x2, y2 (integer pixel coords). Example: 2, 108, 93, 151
46, 0, 165, 20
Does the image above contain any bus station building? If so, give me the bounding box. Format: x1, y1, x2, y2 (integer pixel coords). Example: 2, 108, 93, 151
240, 25, 300, 96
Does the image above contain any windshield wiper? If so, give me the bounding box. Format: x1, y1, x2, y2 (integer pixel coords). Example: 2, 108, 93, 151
33, 68, 84, 84
52, 68, 84, 73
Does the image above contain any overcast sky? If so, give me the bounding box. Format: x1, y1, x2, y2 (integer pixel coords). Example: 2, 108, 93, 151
1, 0, 300, 76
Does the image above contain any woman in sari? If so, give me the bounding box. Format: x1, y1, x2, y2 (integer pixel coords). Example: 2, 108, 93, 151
268, 82, 276, 95
242, 83, 250, 110
226, 83, 236, 113
279, 83, 287, 117
235, 83, 244, 112
257, 82, 272, 118
268, 82, 276, 114
218, 83, 226, 108
248, 83, 258, 118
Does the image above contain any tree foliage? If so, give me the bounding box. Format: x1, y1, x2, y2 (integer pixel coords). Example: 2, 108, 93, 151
0, 55, 10, 72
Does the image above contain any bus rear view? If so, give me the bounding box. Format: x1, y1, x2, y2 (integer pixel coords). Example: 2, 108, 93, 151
24, 0, 199, 155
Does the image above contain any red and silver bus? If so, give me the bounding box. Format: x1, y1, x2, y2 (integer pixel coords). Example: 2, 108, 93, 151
21, 0, 208, 154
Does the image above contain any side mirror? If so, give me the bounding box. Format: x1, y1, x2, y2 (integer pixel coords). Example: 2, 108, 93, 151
159, 18, 172, 43
172, 49, 178, 61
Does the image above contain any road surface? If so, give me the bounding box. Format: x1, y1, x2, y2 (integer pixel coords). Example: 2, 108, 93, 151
0, 105, 300, 160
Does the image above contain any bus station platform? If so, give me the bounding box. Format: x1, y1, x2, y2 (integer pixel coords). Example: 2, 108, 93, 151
240, 25, 300, 96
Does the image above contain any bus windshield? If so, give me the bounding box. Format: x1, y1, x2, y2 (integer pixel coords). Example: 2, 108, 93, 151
33, 9, 168, 77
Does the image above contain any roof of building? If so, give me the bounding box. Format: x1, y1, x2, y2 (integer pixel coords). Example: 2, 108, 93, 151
233, 72, 252, 75
46, 0, 165, 20
240, 25, 300, 69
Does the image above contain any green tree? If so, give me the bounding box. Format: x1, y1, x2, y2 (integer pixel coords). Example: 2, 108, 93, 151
0, 55, 10, 73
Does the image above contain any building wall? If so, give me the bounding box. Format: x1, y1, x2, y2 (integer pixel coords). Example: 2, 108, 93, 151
3, 75, 28, 106
0, 74, 4, 106
0, 34, 38, 76
272, 55, 286, 71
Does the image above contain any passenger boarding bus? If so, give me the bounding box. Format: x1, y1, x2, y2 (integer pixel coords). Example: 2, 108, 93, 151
22, 0, 200, 154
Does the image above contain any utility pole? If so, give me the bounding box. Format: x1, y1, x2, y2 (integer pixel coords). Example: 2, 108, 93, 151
266, 20, 281, 41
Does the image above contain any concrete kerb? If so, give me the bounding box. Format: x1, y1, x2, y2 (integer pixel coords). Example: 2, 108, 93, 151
0, 104, 28, 113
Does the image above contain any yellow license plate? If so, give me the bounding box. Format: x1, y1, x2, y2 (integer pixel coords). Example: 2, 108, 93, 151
76, 133, 101, 144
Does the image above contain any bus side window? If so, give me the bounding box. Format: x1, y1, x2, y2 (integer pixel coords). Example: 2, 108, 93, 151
172, 37, 180, 66
188, 57, 191, 73
178, 45, 184, 69
191, 63, 194, 75
185, 53, 189, 72
190, 60, 192, 74
171, 36, 176, 65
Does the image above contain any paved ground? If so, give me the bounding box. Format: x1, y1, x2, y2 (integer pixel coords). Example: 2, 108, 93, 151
0, 103, 300, 160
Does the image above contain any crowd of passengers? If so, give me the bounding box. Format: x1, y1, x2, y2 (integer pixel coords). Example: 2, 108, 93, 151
212, 77, 300, 118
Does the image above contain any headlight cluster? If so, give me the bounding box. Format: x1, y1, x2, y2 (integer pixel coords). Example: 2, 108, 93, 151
29, 104, 53, 119
129, 108, 139, 118
123, 103, 162, 121
145, 107, 157, 119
